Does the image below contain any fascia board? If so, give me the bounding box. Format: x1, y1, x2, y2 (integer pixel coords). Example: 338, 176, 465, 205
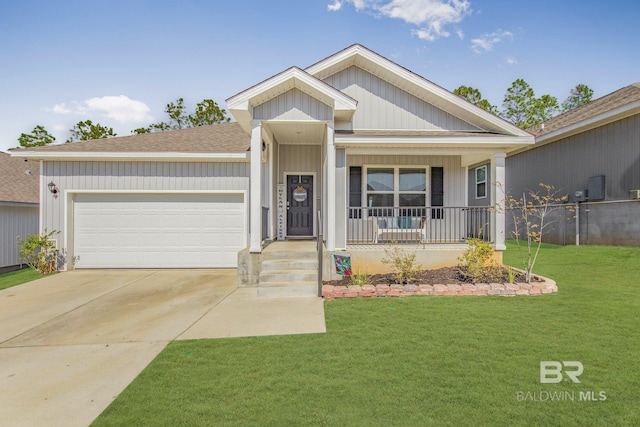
10, 152, 250, 162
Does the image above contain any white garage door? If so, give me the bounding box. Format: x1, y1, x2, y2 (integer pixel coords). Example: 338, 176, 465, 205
73, 193, 245, 268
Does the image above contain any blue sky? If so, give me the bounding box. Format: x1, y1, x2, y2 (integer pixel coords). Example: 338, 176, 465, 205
1, 0, 638, 152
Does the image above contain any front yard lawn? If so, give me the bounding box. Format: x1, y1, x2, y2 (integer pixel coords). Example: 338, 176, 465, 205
94, 243, 640, 426
0, 268, 49, 291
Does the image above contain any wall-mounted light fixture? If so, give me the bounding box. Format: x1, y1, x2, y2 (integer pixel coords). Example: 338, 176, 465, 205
47, 181, 58, 195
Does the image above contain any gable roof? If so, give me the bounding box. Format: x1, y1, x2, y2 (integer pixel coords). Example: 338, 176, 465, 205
305, 44, 531, 138
226, 66, 358, 133
526, 83, 640, 143
0, 152, 39, 204
11, 122, 250, 161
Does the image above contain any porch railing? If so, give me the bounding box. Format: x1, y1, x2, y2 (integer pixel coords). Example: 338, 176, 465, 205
347, 206, 491, 244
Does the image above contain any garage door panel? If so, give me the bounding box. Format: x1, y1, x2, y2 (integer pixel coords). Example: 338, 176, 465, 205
74, 193, 245, 268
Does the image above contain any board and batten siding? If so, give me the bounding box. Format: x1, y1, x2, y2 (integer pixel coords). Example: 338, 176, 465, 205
507, 114, 640, 201
348, 155, 466, 207
253, 88, 333, 121
323, 66, 481, 132
0, 205, 38, 268
42, 161, 250, 256
278, 145, 322, 185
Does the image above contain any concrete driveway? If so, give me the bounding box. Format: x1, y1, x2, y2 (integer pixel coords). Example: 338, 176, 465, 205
0, 269, 325, 427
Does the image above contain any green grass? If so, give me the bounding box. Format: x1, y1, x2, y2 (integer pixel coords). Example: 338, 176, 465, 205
0, 268, 48, 290
94, 243, 640, 426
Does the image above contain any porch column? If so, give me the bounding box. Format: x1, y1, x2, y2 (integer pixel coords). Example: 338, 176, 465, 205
250, 121, 262, 253
326, 123, 335, 251
490, 152, 506, 250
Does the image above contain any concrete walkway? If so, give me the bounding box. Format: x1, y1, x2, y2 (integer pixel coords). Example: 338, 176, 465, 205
0, 270, 325, 427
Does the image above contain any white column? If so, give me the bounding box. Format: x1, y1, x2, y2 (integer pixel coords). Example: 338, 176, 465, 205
491, 152, 506, 250
250, 122, 262, 253
326, 123, 336, 251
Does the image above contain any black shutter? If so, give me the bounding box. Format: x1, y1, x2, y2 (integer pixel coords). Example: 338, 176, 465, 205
349, 167, 362, 218
431, 167, 444, 219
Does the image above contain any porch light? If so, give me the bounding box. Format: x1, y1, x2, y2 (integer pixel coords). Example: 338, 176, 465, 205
47, 181, 58, 195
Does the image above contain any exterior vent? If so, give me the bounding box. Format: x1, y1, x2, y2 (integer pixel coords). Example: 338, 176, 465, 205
630, 190, 640, 200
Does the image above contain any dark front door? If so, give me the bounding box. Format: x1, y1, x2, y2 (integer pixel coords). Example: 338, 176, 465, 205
287, 175, 313, 236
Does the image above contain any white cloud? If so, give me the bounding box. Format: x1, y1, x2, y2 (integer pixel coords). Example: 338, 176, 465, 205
506, 56, 518, 65
84, 95, 152, 123
47, 95, 153, 123
51, 103, 73, 114
470, 29, 513, 54
328, 0, 343, 11
328, 0, 471, 41
456, 28, 464, 39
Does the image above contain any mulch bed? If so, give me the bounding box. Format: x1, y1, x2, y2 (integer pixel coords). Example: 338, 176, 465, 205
323, 266, 541, 287
321, 266, 554, 300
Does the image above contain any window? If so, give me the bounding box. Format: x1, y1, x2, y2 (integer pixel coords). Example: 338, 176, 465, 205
365, 167, 427, 216
475, 165, 487, 199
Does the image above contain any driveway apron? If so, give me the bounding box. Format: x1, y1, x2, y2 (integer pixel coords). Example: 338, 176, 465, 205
0, 269, 237, 427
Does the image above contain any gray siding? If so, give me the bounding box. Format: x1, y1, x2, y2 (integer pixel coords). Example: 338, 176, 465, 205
278, 145, 322, 185
507, 114, 640, 201
0, 205, 39, 268
324, 66, 480, 131
347, 155, 466, 206
42, 161, 250, 258
253, 88, 333, 121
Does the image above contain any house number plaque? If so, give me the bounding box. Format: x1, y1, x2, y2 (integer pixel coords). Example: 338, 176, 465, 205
277, 184, 285, 240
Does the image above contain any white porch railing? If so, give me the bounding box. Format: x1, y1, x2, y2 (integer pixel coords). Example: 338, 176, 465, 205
347, 206, 491, 244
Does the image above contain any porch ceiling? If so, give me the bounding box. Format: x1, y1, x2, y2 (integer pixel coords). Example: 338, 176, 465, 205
265, 122, 325, 145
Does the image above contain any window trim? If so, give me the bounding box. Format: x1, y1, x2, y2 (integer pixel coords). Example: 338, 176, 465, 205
475, 165, 487, 199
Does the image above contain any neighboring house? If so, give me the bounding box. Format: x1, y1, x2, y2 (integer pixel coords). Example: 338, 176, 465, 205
12, 45, 533, 289
0, 152, 39, 272
507, 83, 640, 245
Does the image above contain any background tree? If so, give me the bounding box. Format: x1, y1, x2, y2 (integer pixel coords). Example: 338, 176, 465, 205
453, 85, 498, 114
561, 84, 594, 112
501, 79, 536, 128
188, 99, 231, 126
66, 120, 116, 143
17, 125, 56, 148
528, 94, 559, 126
501, 79, 559, 129
132, 98, 230, 134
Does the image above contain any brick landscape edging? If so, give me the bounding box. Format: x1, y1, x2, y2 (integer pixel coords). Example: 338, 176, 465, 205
322, 277, 557, 300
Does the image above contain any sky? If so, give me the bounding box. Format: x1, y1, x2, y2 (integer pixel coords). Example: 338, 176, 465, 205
1, 0, 639, 152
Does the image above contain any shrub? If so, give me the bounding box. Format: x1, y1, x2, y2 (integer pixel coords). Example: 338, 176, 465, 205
349, 270, 369, 286
16, 229, 59, 274
458, 238, 503, 283
381, 243, 421, 284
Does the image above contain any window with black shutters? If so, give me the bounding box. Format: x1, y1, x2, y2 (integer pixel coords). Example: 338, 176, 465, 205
431, 167, 444, 219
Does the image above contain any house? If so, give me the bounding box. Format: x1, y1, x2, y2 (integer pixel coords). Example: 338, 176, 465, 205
12, 45, 533, 292
0, 152, 39, 273
507, 83, 640, 245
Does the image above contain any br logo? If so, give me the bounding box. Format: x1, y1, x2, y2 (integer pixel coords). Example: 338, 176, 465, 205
540, 361, 584, 384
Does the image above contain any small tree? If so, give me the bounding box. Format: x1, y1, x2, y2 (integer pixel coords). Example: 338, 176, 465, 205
16, 229, 60, 274
506, 184, 570, 282
381, 243, 421, 284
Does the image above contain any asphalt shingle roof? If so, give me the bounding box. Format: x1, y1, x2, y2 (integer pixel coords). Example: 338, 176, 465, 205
527, 83, 640, 137
0, 152, 39, 204
12, 122, 250, 153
